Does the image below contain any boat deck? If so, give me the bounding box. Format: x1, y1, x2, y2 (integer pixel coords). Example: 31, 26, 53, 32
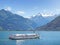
9, 34, 40, 40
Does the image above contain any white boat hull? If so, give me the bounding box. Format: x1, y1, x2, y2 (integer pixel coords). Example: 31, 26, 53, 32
9, 34, 39, 40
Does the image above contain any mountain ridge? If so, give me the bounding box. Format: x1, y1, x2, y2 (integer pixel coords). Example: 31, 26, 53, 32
30, 13, 56, 27
36, 15, 60, 31
0, 9, 37, 31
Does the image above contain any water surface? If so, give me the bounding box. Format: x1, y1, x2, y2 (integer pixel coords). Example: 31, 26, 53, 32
0, 31, 60, 45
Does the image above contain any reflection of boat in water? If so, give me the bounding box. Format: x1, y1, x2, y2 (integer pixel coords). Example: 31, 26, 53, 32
9, 34, 39, 40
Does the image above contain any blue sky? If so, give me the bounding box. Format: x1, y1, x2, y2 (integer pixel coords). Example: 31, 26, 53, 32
0, 0, 60, 18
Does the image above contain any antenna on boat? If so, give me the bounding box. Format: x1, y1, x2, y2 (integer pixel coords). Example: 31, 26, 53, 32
33, 29, 35, 33
30, 26, 37, 34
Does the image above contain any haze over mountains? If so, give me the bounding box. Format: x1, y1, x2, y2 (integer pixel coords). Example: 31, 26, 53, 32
0, 9, 59, 31
36, 15, 60, 31
0, 9, 37, 31
30, 13, 56, 27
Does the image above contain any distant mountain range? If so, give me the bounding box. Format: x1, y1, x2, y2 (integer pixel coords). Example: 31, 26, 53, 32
30, 13, 56, 27
0, 9, 59, 31
0, 9, 37, 31
36, 16, 60, 31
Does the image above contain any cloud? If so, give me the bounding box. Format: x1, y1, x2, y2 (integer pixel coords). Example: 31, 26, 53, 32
42, 14, 54, 17
16, 11, 25, 15
4, 7, 26, 17
42, 13, 55, 17
5, 7, 12, 11
40, 9, 55, 17
41, 9, 60, 17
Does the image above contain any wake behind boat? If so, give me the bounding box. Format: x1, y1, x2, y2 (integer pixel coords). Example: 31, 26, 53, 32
9, 34, 40, 40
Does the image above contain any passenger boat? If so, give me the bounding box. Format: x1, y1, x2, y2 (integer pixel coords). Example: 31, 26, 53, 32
9, 34, 39, 40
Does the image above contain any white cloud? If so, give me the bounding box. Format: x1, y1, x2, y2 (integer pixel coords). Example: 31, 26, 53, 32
40, 9, 55, 17
16, 11, 25, 15
42, 15, 54, 17
4, 7, 26, 17
42, 13, 55, 17
25, 16, 31, 18
5, 7, 12, 11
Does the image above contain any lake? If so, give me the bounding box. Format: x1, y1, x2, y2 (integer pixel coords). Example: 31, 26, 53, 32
0, 31, 60, 45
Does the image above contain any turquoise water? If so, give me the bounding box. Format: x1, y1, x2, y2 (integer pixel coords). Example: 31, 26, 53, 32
0, 31, 60, 45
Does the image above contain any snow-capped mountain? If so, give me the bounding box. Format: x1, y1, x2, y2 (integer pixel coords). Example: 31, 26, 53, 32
30, 13, 57, 27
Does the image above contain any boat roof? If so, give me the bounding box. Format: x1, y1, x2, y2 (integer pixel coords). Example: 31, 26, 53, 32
12, 34, 37, 36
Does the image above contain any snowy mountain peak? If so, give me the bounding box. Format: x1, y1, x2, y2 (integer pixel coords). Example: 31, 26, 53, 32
30, 13, 43, 18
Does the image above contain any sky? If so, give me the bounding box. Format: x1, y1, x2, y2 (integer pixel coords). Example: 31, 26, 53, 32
0, 0, 60, 18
